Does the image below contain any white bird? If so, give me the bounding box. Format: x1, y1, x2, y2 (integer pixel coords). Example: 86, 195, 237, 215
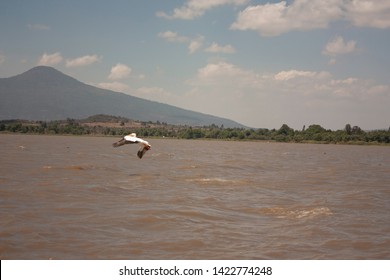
112, 133, 151, 159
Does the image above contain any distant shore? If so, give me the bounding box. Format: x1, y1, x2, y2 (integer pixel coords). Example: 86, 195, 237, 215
1, 115, 389, 146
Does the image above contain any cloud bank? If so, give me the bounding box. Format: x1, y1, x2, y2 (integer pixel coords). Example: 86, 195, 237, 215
158, 31, 204, 53
323, 36, 357, 56
37, 52, 63, 66
204, 43, 236, 54
108, 63, 131, 80
66, 55, 101, 68
231, 0, 390, 36
132, 61, 389, 129
157, 0, 248, 20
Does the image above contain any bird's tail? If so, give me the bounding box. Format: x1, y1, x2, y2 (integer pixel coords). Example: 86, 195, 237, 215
112, 138, 127, 147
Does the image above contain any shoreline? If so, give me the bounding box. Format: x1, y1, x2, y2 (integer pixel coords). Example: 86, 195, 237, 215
2, 132, 389, 147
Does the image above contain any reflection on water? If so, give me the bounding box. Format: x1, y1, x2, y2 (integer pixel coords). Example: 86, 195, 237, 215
1, 134, 390, 259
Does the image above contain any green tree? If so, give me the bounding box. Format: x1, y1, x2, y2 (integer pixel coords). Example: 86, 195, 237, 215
306, 124, 326, 134
351, 125, 362, 134
345, 124, 352, 135
278, 124, 294, 136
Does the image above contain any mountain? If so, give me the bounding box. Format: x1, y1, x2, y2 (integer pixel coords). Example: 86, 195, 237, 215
0, 66, 244, 128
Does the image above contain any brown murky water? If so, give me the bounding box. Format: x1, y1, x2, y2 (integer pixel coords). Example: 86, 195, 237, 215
1, 134, 389, 259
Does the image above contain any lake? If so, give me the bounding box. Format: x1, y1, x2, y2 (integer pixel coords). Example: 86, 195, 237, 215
1, 134, 389, 259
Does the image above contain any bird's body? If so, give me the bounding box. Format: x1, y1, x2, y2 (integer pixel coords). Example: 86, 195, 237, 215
112, 133, 151, 159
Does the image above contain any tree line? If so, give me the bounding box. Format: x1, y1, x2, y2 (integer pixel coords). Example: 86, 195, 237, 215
1, 117, 389, 144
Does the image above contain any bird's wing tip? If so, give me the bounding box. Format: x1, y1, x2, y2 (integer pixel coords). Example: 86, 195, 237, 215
137, 146, 149, 159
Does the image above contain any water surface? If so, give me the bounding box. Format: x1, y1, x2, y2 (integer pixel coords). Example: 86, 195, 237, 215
1, 134, 389, 259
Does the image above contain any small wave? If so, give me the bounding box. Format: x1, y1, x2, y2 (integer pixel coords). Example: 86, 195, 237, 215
42, 165, 93, 171
132, 215, 174, 227
172, 209, 221, 221
187, 177, 241, 185
178, 165, 197, 170
198, 178, 232, 183
281, 207, 332, 219
151, 152, 175, 158
248, 206, 332, 219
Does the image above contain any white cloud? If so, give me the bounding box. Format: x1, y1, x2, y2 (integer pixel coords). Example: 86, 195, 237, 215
158, 31, 204, 54
346, 0, 390, 29
157, 0, 248, 20
191, 62, 258, 88
274, 70, 318, 81
231, 0, 343, 36
323, 36, 357, 56
97, 81, 130, 93
37, 52, 63, 66
65, 55, 101, 67
188, 36, 204, 53
27, 23, 50, 31
108, 63, 131, 80
204, 42, 236, 54
158, 31, 188, 43
231, 0, 390, 37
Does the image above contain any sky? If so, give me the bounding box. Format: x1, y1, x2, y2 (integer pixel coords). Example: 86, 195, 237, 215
1, 0, 389, 130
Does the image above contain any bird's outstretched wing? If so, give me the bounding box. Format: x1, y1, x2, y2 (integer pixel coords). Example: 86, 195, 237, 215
137, 146, 150, 159
112, 137, 128, 147
112, 135, 140, 147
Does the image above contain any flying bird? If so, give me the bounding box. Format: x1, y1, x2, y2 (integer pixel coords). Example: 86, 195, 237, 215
112, 133, 151, 159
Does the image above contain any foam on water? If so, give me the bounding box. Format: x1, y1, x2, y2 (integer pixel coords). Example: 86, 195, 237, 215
262, 206, 333, 219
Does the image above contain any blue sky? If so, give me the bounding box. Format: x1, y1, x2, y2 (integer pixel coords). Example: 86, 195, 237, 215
1, 0, 389, 129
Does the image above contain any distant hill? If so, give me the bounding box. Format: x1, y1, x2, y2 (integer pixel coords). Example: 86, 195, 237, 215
0, 66, 244, 128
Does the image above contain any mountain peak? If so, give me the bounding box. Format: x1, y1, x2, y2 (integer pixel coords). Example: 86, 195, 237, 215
18, 65, 65, 77
0, 66, 245, 127
26, 65, 58, 73
13, 66, 80, 86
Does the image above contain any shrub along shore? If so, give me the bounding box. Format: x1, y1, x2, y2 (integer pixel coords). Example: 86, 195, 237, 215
1, 115, 389, 145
